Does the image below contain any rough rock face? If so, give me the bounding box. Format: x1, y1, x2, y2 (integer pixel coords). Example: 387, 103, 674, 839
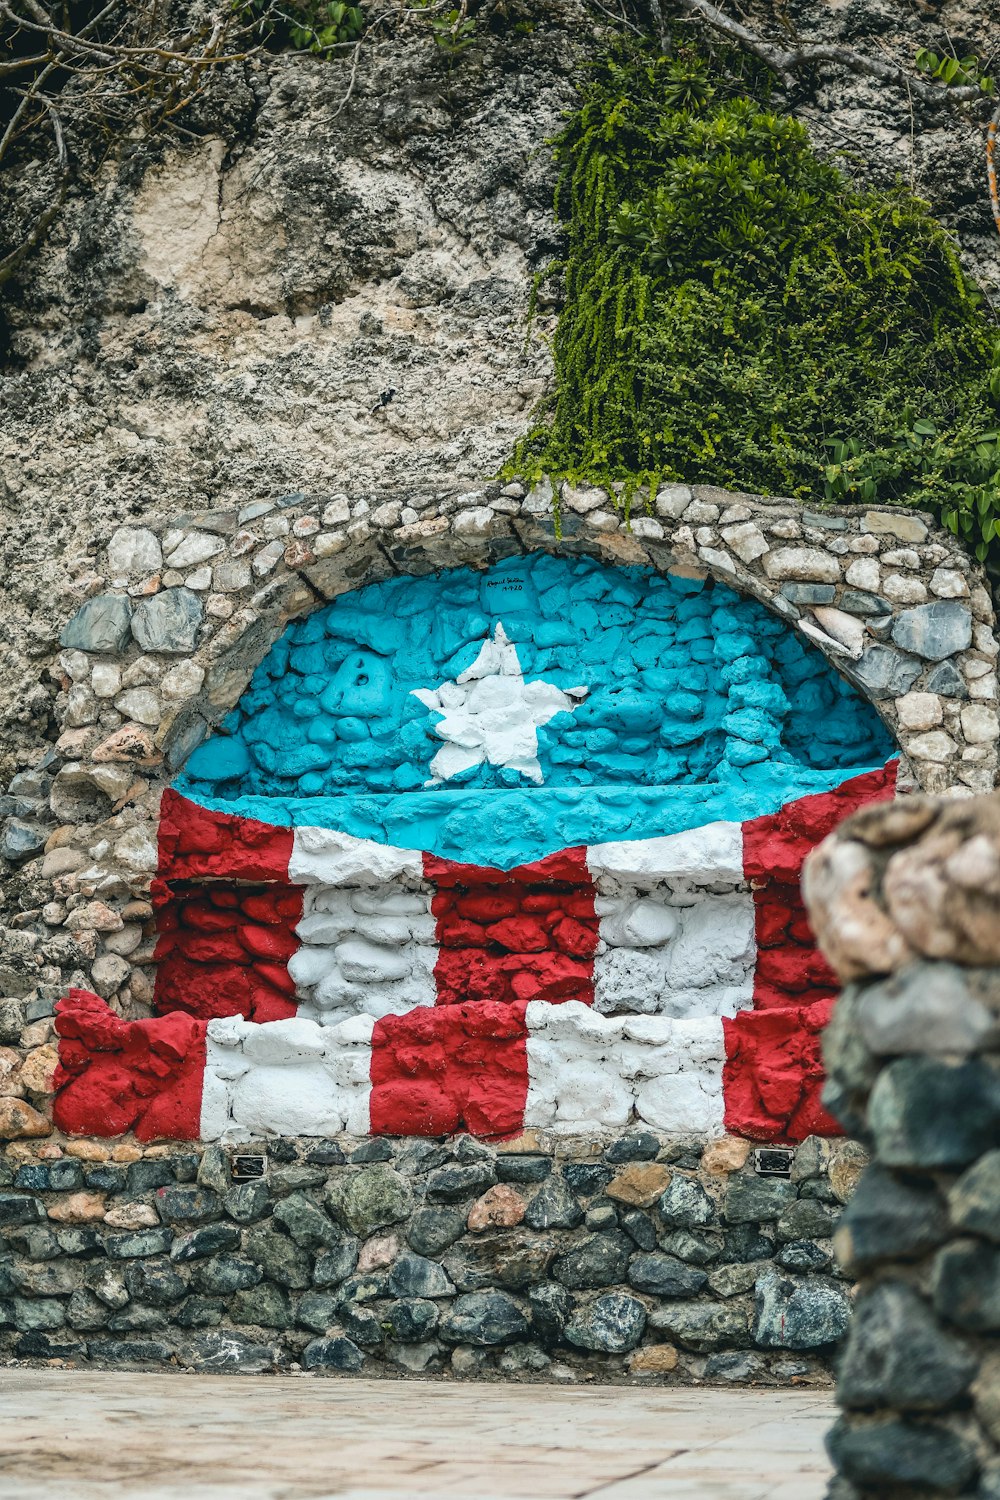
804, 792, 1000, 1497
0, 6, 587, 780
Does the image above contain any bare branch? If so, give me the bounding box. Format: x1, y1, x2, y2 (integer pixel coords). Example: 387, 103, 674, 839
989, 100, 1000, 239
0, 101, 67, 286
675, 0, 985, 107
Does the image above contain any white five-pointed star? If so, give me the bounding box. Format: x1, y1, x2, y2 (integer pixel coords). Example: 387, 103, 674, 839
411, 623, 588, 785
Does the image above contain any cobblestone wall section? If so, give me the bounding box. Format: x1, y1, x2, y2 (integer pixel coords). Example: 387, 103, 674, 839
0, 480, 993, 1153
0, 1125, 863, 1381
805, 790, 1000, 1498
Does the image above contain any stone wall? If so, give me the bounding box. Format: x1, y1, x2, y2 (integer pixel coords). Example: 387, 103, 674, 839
0, 1125, 863, 1380
1, 483, 992, 1153
805, 790, 1000, 1497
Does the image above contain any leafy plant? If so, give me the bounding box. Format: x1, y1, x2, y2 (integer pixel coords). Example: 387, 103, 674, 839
239, 0, 364, 55
515, 46, 1000, 563
410, 0, 478, 63
914, 46, 995, 96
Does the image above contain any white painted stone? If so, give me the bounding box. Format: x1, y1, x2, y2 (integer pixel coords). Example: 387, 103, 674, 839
523, 1003, 725, 1136
635, 1067, 723, 1135
720, 522, 768, 563
588, 823, 743, 885
164, 532, 225, 570
894, 692, 943, 732
289, 828, 423, 885
600, 898, 679, 950
241, 1018, 329, 1065
844, 557, 880, 591
667, 895, 755, 990
334, 939, 412, 985
201, 1014, 374, 1138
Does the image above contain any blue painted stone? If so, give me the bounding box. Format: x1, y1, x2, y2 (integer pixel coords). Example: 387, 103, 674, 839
185, 738, 252, 783
175, 555, 896, 869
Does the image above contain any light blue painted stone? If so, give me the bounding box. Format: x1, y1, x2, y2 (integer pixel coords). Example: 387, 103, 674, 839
60, 594, 133, 653
174, 556, 896, 869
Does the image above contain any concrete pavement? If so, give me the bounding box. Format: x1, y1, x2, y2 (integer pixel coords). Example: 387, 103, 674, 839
0, 1370, 834, 1499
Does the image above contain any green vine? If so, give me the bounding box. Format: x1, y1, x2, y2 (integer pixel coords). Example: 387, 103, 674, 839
515, 47, 1000, 563
238, 0, 364, 55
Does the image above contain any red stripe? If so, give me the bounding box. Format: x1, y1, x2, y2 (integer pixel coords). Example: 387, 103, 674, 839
721, 998, 838, 1143
157, 788, 293, 881
153, 790, 302, 1023
724, 762, 898, 1140
425, 847, 599, 1008
152, 881, 301, 1022
368, 1000, 530, 1139
53, 990, 206, 1141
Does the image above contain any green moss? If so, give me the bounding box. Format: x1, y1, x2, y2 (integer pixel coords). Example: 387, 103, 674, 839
517, 47, 1000, 562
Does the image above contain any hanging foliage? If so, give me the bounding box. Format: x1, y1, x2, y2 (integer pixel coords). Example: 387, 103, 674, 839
516, 47, 1000, 563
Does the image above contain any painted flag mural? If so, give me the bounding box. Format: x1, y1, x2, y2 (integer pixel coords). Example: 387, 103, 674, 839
53, 556, 897, 1144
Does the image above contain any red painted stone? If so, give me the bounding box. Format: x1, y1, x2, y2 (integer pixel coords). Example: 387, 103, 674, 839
723, 763, 898, 1139
53, 989, 206, 1141
722, 999, 839, 1143
369, 1001, 530, 1138
742, 763, 897, 885
157, 788, 293, 881
153, 879, 302, 1023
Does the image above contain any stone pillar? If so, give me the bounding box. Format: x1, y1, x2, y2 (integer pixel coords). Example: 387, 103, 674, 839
804, 792, 1000, 1499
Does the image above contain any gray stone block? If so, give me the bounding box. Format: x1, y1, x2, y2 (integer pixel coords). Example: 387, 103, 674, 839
838, 1282, 975, 1409
131, 587, 203, 654
59, 594, 133, 653
891, 601, 973, 661
565, 1292, 647, 1352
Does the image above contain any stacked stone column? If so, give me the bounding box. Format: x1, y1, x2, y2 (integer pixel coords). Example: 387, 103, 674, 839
805, 792, 1000, 1499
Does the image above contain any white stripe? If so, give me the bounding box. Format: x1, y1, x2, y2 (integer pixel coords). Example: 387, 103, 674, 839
199, 1014, 374, 1140
289, 881, 438, 1024
288, 826, 423, 886
593, 888, 755, 1021
587, 821, 744, 885
524, 1000, 726, 1137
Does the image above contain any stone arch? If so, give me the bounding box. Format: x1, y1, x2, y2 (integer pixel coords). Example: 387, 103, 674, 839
61, 486, 993, 806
